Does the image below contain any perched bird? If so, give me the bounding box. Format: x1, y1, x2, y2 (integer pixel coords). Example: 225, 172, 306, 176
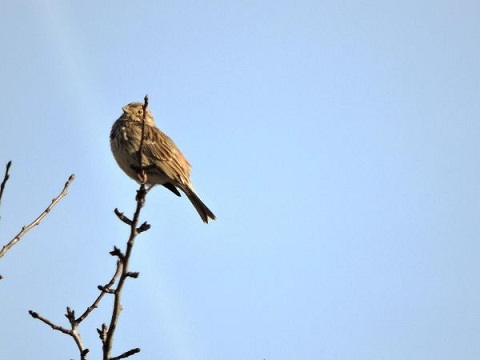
110, 102, 216, 223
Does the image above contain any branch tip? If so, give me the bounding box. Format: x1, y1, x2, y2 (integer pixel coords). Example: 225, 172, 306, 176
65, 307, 75, 321
110, 246, 124, 258
110, 347, 141, 360
137, 222, 151, 233
97, 323, 108, 341
0, 173, 74, 260
114, 208, 133, 225
0, 160, 13, 209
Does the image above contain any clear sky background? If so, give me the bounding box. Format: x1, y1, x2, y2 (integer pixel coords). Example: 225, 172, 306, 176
1, 1, 480, 359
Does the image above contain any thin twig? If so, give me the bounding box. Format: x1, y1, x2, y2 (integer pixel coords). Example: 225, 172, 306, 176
29, 256, 123, 359
29, 310, 72, 335
137, 95, 149, 181
29, 310, 89, 360
0, 160, 12, 210
0, 174, 75, 260
76, 260, 123, 323
114, 208, 133, 226
110, 348, 141, 360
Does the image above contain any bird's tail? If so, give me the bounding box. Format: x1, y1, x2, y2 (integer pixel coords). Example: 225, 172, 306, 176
185, 188, 216, 224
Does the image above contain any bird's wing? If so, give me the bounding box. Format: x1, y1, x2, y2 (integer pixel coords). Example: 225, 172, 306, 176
141, 124, 192, 184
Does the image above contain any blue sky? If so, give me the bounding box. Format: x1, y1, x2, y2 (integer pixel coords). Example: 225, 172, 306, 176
1, 1, 480, 359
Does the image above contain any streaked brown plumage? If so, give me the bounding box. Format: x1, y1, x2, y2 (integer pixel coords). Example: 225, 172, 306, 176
110, 102, 216, 223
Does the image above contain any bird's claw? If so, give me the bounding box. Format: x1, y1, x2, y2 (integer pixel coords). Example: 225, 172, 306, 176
137, 170, 148, 184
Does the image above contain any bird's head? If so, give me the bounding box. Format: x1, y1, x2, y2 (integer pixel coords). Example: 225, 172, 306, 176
122, 102, 155, 125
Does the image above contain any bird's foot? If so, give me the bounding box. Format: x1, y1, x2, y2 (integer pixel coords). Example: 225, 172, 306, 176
137, 170, 148, 184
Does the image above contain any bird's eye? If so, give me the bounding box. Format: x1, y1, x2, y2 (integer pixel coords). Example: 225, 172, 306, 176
137, 109, 143, 115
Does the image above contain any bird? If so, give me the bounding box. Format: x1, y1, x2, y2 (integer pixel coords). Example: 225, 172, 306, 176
110, 102, 216, 223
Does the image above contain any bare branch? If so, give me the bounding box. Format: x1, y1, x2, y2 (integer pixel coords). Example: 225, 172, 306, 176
29, 309, 89, 359
30, 259, 123, 359
103, 95, 149, 360
75, 261, 122, 324
103, 189, 145, 359
30, 96, 151, 359
0, 174, 75, 260
0, 160, 12, 209
29, 310, 72, 335
76, 260, 122, 323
